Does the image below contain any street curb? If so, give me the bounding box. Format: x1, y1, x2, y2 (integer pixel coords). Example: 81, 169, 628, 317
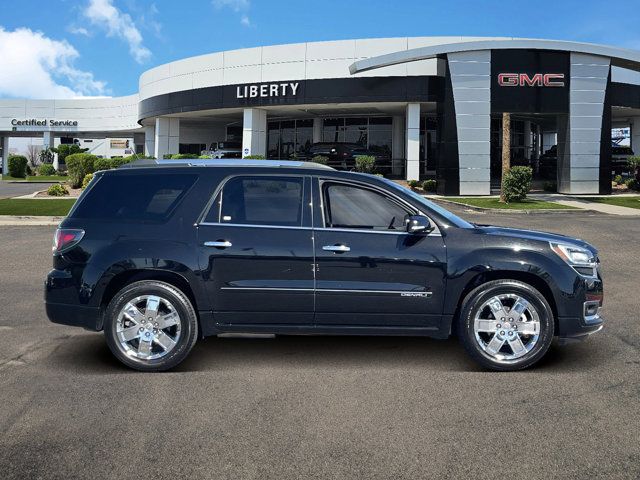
0, 216, 63, 226
430, 198, 599, 214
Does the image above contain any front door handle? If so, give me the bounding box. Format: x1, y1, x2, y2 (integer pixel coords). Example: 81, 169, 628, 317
322, 244, 351, 253
204, 240, 232, 249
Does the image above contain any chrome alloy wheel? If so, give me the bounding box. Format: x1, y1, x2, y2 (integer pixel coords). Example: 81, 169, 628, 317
115, 295, 182, 360
473, 294, 541, 363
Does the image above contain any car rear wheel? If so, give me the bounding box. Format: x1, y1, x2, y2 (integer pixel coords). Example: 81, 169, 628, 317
457, 280, 554, 371
104, 280, 198, 372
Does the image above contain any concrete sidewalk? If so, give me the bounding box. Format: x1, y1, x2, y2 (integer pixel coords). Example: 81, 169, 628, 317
531, 194, 640, 216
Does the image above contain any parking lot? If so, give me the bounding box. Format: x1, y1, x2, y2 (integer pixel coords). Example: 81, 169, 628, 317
0, 206, 638, 480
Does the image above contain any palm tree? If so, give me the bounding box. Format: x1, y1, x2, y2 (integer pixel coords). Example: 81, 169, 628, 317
500, 112, 511, 202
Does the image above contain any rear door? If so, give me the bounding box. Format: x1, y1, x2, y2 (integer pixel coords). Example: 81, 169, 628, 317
312, 177, 447, 329
197, 174, 314, 325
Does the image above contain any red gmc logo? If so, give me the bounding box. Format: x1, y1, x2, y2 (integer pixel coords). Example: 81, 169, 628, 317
498, 73, 565, 87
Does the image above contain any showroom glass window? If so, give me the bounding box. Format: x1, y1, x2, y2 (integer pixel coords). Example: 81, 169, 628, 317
206, 176, 304, 227
267, 120, 314, 159
322, 182, 409, 231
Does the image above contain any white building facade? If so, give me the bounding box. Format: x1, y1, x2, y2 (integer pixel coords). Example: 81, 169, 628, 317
3, 36, 640, 195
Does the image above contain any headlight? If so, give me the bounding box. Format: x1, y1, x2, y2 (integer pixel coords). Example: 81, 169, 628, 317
550, 242, 597, 277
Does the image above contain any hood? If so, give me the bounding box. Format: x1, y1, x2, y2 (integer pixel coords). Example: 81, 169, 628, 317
476, 225, 597, 255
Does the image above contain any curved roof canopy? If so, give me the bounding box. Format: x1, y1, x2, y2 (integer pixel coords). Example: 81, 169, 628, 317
349, 38, 640, 75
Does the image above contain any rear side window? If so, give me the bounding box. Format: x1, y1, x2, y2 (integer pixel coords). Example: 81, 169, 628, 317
71, 173, 197, 222
204, 176, 304, 227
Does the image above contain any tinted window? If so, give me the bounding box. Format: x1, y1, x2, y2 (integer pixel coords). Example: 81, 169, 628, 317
72, 173, 197, 222
206, 176, 304, 226
323, 183, 409, 230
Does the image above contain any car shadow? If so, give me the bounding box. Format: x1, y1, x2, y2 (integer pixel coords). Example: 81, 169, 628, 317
46, 331, 606, 375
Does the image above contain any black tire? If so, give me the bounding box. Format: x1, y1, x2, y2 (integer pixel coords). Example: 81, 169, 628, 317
104, 280, 198, 372
457, 280, 554, 371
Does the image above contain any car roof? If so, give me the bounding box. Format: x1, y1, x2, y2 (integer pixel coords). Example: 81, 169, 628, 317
116, 158, 335, 171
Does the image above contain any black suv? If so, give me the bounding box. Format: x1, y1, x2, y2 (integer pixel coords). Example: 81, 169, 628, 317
46, 160, 604, 371
302, 142, 389, 169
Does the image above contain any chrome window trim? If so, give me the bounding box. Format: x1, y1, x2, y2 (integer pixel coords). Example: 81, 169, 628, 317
197, 222, 441, 236
199, 222, 312, 231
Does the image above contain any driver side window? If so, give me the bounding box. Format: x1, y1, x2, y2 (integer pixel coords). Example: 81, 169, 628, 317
322, 182, 411, 231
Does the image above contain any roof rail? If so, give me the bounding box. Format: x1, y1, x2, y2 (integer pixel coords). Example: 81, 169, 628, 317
119, 158, 335, 170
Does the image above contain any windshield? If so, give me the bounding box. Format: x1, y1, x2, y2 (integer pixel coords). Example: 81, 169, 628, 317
378, 178, 474, 229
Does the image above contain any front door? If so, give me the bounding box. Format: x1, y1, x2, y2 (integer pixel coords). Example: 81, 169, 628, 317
197, 174, 314, 325
313, 178, 447, 329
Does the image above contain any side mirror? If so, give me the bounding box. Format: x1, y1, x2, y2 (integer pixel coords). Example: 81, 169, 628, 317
405, 215, 433, 235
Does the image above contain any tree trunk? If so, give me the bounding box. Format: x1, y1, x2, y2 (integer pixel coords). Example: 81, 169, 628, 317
500, 112, 511, 202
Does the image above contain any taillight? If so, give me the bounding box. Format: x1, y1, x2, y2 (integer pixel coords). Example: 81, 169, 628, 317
52, 228, 84, 254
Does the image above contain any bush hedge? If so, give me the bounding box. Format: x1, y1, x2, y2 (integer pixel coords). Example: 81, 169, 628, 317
624, 177, 639, 191
407, 179, 420, 190
170, 153, 200, 159
8, 155, 28, 178
422, 179, 437, 192
47, 184, 68, 196
38, 163, 56, 176
355, 155, 376, 173
82, 173, 94, 189
502, 166, 533, 202
311, 155, 329, 165
66, 153, 97, 188
243, 155, 266, 159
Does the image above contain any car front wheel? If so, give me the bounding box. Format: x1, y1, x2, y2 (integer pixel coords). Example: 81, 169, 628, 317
457, 280, 554, 371
104, 280, 198, 372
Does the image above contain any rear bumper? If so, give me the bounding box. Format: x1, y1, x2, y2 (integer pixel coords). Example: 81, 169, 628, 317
46, 302, 101, 331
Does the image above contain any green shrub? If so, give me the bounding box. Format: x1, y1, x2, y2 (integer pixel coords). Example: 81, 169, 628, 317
47, 184, 68, 196
243, 155, 266, 159
543, 181, 557, 192
502, 166, 533, 202
39, 148, 54, 165
627, 156, 640, 173
613, 174, 623, 185
54, 144, 88, 166
38, 163, 56, 176
170, 153, 200, 159
407, 179, 420, 190
66, 153, 97, 188
198, 155, 212, 159
93, 158, 114, 171
422, 179, 437, 192
624, 178, 639, 191
26, 165, 33, 176
110, 156, 135, 168
82, 173, 94, 189
8, 155, 28, 178
311, 155, 329, 165
355, 155, 376, 173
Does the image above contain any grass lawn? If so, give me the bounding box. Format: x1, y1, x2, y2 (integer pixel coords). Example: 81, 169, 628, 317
0, 199, 76, 216
1, 175, 67, 182
587, 196, 640, 210
442, 197, 577, 210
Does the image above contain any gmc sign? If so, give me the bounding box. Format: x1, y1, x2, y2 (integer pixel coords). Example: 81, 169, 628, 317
498, 73, 565, 87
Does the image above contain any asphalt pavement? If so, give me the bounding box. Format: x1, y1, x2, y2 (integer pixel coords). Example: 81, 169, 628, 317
0, 180, 53, 199
0, 206, 638, 480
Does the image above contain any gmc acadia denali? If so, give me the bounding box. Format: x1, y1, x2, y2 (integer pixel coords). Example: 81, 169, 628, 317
45, 160, 604, 371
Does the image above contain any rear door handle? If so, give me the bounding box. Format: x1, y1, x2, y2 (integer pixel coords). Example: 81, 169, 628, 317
322, 244, 350, 253
204, 240, 232, 249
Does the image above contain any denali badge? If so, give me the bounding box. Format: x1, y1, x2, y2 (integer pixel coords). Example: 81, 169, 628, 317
498, 73, 565, 87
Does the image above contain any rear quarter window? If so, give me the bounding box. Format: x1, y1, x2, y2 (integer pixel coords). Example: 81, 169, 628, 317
71, 173, 197, 222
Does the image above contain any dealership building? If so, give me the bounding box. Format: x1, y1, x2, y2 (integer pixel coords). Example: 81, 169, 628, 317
2, 36, 640, 195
